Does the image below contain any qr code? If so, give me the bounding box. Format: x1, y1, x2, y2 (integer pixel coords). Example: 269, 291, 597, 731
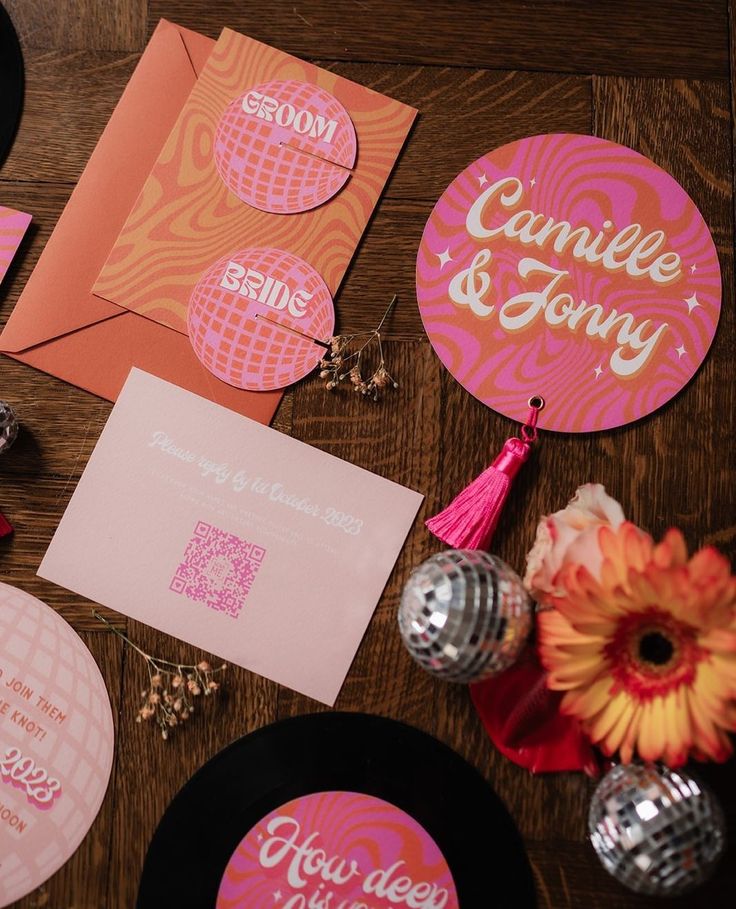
169, 521, 266, 618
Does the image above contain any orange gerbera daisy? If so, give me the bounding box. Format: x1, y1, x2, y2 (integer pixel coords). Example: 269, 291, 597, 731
537, 522, 736, 766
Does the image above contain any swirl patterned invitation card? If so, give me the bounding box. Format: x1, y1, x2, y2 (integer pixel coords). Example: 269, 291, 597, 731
38, 369, 423, 706
0, 583, 114, 908
416, 134, 721, 432
93, 27, 416, 339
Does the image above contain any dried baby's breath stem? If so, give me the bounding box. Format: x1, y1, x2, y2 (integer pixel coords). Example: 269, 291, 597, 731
318, 295, 399, 401
93, 610, 226, 740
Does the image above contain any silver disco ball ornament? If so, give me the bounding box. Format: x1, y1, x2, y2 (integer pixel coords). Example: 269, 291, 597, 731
589, 762, 726, 896
0, 401, 18, 455
398, 549, 532, 682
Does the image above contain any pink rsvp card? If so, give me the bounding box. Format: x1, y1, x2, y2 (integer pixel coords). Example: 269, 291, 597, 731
38, 370, 422, 705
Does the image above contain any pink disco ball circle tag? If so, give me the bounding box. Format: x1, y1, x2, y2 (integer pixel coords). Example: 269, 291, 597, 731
214, 79, 357, 214
188, 247, 335, 391
0, 583, 114, 907
416, 134, 722, 433
216, 790, 459, 909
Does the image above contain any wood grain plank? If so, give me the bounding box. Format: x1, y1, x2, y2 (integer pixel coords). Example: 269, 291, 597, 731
4, 0, 147, 53
526, 833, 736, 909
2, 54, 589, 187
8, 631, 123, 909
592, 77, 734, 549
321, 64, 591, 201
1, 49, 140, 183
104, 620, 279, 909
147, 0, 729, 79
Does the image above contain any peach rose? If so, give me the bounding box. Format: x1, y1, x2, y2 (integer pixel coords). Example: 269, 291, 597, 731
524, 484, 625, 603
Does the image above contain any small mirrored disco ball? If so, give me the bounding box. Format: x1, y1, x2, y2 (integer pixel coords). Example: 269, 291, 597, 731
589, 762, 726, 896
398, 549, 532, 682
0, 401, 18, 455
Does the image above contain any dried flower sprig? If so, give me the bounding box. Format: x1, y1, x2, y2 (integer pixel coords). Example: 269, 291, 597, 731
93, 611, 226, 740
319, 295, 399, 401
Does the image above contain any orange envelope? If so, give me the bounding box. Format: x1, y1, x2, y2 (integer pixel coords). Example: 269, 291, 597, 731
0, 21, 415, 421
0, 21, 279, 417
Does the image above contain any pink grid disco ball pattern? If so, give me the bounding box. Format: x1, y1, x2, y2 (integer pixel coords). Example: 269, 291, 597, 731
188, 247, 335, 391
0, 582, 114, 907
213, 79, 356, 213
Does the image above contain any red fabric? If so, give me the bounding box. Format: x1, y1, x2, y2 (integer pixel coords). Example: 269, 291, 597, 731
470, 648, 600, 775
0, 510, 13, 538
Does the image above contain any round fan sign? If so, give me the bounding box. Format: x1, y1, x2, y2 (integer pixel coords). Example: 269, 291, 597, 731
0, 583, 114, 907
188, 247, 335, 391
214, 79, 356, 214
416, 134, 722, 432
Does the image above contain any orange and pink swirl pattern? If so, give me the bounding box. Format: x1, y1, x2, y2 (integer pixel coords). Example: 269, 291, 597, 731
93, 28, 415, 335
0, 206, 31, 285
216, 790, 458, 908
416, 134, 721, 433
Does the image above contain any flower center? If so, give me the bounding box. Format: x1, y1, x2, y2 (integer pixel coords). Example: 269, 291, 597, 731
605, 609, 704, 701
637, 630, 675, 667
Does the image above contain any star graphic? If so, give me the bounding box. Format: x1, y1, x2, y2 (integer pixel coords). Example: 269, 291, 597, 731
594, 364, 603, 379
436, 247, 453, 269
530, 177, 536, 187
478, 173, 488, 187
684, 292, 700, 314
690, 263, 697, 274
257, 833, 264, 842
273, 891, 283, 903
675, 344, 687, 358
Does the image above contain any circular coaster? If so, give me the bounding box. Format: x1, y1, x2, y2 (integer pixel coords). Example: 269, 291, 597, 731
137, 713, 535, 908
213, 79, 356, 214
0, 583, 114, 908
0, 2, 23, 167
188, 247, 335, 391
416, 134, 722, 433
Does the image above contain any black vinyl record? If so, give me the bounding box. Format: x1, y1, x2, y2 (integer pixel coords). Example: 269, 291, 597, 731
0, 1, 23, 167
138, 712, 536, 908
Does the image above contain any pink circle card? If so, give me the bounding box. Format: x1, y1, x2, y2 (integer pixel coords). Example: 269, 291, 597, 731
188, 247, 335, 391
214, 80, 357, 214
416, 134, 721, 432
0, 583, 114, 907
216, 790, 458, 908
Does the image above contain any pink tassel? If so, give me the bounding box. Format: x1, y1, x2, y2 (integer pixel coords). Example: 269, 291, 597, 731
426, 403, 541, 550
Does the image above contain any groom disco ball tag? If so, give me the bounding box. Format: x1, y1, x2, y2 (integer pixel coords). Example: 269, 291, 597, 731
416, 134, 721, 433
214, 79, 356, 214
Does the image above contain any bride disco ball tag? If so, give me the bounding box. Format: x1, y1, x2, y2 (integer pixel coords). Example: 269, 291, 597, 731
188, 247, 335, 391
416, 134, 721, 432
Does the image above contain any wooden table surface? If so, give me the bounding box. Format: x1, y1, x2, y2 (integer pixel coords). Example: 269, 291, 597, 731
1, 1, 734, 906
